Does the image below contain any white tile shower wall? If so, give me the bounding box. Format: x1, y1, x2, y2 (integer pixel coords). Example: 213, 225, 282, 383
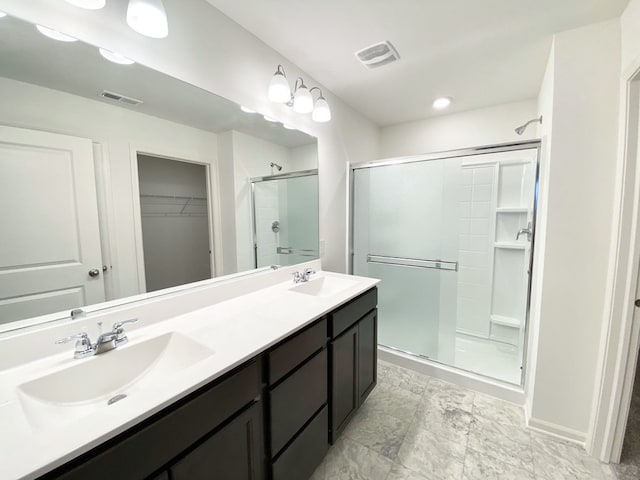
456, 164, 497, 338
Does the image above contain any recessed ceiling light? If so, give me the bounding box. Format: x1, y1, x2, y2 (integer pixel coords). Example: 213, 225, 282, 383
64, 0, 106, 9
282, 124, 296, 130
240, 105, 256, 113
0, 11, 7, 18
432, 97, 452, 110
263, 115, 278, 122
36, 25, 78, 42
99, 48, 135, 65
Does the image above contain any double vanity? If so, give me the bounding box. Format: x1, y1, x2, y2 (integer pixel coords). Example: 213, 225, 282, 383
0, 263, 379, 480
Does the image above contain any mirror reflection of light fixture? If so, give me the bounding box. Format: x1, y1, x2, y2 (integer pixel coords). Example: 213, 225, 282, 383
64, 0, 106, 9
99, 48, 135, 65
127, 0, 169, 39
36, 25, 78, 42
267, 64, 331, 122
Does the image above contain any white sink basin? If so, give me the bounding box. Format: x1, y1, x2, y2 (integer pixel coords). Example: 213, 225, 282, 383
289, 275, 358, 297
17, 332, 214, 430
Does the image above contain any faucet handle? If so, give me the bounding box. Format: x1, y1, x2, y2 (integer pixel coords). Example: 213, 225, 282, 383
55, 331, 91, 346
303, 268, 316, 275
55, 332, 94, 357
112, 318, 138, 331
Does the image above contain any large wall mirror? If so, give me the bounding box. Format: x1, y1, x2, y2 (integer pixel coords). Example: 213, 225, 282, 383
0, 14, 319, 331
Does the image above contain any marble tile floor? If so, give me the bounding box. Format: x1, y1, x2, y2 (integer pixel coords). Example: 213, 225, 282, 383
311, 360, 619, 480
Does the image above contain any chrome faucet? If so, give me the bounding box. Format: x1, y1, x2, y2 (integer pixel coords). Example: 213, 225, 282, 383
55, 318, 138, 359
293, 268, 316, 283
516, 222, 532, 242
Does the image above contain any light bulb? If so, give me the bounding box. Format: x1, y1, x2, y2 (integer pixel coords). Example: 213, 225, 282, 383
36, 25, 78, 42
293, 84, 313, 114
64, 0, 106, 9
99, 48, 135, 65
126, 0, 168, 39
268, 70, 291, 103
433, 97, 452, 110
312, 97, 331, 122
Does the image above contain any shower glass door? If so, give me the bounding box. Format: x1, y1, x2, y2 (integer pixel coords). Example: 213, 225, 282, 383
252, 171, 319, 268
352, 147, 538, 384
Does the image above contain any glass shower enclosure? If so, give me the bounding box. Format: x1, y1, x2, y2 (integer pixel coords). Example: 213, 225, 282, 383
252, 169, 319, 268
351, 143, 539, 384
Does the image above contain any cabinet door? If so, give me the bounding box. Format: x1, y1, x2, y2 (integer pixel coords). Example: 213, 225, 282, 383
358, 309, 377, 405
171, 402, 265, 480
329, 323, 358, 443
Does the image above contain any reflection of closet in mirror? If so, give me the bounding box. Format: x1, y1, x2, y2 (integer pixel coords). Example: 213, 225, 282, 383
137, 155, 212, 292
252, 170, 319, 268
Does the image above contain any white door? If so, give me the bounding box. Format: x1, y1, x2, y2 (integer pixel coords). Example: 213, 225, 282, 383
0, 125, 105, 325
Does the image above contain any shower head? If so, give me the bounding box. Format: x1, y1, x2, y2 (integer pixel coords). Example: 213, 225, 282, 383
270, 162, 283, 171
515, 115, 543, 135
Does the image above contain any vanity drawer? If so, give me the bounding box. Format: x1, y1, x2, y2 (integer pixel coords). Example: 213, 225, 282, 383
272, 405, 329, 480
270, 348, 327, 456
49, 360, 261, 480
268, 318, 327, 384
329, 287, 377, 338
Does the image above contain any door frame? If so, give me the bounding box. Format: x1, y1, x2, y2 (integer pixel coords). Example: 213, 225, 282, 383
589, 60, 640, 462
129, 144, 222, 294
347, 140, 541, 387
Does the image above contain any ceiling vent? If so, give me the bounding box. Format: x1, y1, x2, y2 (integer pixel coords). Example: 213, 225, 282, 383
100, 90, 143, 106
355, 41, 400, 69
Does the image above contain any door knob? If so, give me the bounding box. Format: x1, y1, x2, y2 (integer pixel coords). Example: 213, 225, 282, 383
635, 299, 640, 308
88, 269, 100, 278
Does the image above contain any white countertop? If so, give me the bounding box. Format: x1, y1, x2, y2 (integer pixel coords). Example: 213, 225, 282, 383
0, 269, 379, 480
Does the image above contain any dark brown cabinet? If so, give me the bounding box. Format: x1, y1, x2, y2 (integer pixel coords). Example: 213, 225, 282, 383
329, 288, 378, 443
171, 402, 264, 480
267, 318, 329, 480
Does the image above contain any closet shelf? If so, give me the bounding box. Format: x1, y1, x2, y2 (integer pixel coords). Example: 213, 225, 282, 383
140, 193, 208, 217
490, 314, 522, 328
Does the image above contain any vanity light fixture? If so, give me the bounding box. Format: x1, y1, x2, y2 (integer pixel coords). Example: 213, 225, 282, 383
267, 64, 331, 122
432, 96, 452, 110
36, 25, 78, 42
240, 105, 256, 113
64, 0, 106, 9
126, 0, 168, 39
99, 48, 135, 65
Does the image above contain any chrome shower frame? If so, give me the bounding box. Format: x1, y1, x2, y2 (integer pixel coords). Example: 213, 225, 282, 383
347, 140, 541, 388
250, 168, 318, 269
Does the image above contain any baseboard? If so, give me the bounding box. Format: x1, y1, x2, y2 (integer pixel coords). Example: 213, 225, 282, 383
526, 415, 587, 447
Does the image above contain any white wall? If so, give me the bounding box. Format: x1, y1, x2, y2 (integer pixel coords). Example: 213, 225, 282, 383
527, 19, 621, 441
379, 100, 538, 159
0, 77, 218, 299
289, 143, 318, 171
621, 0, 640, 72
525, 42, 555, 423
0, 0, 380, 273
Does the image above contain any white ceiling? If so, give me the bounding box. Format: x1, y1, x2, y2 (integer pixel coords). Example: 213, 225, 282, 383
0, 15, 315, 148
206, 0, 629, 126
